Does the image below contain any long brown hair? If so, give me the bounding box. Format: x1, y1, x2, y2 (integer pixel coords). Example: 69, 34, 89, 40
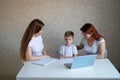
20, 19, 44, 61
80, 23, 103, 41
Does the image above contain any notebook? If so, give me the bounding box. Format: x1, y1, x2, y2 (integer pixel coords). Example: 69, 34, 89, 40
32, 58, 56, 66
64, 55, 97, 69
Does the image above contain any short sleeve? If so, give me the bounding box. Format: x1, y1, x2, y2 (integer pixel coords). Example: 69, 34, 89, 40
72, 45, 78, 54
98, 38, 105, 45
59, 45, 64, 55
28, 40, 33, 47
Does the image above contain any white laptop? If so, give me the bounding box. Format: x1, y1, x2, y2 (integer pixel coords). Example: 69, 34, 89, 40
64, 55, 97, 69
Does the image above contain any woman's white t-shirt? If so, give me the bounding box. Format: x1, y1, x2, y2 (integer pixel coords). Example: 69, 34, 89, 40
81, 37, 105, 55
28, 35, 44, 56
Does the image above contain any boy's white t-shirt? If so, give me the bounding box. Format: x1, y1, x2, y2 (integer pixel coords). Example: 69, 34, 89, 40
59, 44, 78, 56
81, 37, 105, 55
28, 35, 44, 56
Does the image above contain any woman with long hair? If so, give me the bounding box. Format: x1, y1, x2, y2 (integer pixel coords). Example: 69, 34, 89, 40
77, 23, 106, 59
20, 19, 50, 61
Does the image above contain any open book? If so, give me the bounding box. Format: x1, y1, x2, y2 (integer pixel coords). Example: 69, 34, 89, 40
32, 58, 56, 66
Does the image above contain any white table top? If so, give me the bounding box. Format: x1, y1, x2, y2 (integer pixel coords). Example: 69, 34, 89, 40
16, 59, 120, 80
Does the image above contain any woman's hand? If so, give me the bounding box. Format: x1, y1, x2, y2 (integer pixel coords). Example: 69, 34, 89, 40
40, 55, 50, 59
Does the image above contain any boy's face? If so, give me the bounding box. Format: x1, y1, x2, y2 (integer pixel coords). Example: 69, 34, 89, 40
64, 36, 73, 46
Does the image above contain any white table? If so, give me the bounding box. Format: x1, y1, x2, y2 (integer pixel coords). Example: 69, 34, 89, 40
16, 59, 120, 80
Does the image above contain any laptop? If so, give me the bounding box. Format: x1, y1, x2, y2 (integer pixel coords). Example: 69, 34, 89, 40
64, 55, 97, 69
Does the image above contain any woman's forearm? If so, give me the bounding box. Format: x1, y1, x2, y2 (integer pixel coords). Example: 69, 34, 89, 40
97, 54, 104, 59
27, 55, 49, 61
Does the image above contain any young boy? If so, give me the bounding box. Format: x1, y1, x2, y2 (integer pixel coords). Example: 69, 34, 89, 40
59, 31, 78, 58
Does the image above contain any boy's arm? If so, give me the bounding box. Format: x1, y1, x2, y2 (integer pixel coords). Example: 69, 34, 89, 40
60, 54, 74, 58
72, 46, 78, 57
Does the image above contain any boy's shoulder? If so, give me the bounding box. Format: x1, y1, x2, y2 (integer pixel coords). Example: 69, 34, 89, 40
71, 44, 77, 48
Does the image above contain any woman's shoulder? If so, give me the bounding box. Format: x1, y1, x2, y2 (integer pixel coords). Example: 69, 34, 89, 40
98, 37, 105, 41
29, 35, 42, 45
32, 35, 43, 41
71, 44, 77, 49
97, 37, 105, 44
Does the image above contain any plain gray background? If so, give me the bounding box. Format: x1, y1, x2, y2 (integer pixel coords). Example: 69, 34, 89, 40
0, 0, 120, 80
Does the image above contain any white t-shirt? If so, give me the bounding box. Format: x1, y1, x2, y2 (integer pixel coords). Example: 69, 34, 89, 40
81, 37, 105, 55
28, 35, 44, 56
59, 44, 78, 56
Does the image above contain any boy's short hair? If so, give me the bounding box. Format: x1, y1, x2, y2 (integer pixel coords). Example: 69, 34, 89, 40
64, 31, 74, 38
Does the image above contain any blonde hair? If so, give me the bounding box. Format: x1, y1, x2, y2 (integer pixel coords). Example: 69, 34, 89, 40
64, 31, 74, 38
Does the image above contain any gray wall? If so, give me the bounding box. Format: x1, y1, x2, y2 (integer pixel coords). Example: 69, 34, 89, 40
0, 0, 120, 79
